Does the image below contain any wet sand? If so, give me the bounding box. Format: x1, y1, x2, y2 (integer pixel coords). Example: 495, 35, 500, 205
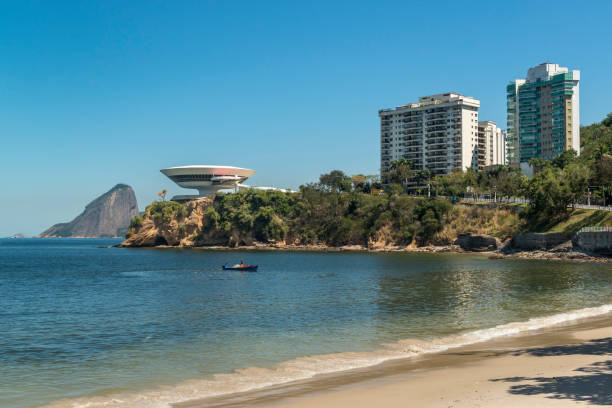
177, 314, 612, 408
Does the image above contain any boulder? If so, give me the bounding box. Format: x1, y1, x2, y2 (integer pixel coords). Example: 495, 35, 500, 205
454, 233, 498, 252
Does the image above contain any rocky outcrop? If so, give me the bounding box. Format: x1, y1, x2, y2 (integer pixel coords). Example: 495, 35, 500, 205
39, 184, 139, 238
454, 233, 498, 251
121, 198, 212, 247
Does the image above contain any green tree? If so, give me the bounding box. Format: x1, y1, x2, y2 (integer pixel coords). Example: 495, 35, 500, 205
386, 159, 412, 191
414, 199, 452, 242
203, 206, 220, 231
524, 167, 570, 221
565, 162, 591, 207
435, 171, 465, 197
319, 170, 351, 193
552, 149, 578, 169
412, 169, 433, 196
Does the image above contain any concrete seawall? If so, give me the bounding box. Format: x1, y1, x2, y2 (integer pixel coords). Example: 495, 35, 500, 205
573, 231, 612, 254
511, 232, 574, 251
510, 231, 612, 256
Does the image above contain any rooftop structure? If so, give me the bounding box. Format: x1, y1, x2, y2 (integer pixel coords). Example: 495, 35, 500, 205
161, 165, 255, 200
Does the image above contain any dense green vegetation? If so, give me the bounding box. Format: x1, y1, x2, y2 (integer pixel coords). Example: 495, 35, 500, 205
198, 188, 439, 246
136, 178, 518, 247
147, 200, 187, 223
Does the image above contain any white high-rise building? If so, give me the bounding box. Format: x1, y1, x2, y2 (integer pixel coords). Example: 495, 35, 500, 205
379, 93, 480, 180
477, 121, 505, 169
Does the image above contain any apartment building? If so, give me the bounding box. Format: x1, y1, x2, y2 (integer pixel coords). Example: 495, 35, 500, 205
502, 129, 508, 165
477, 121, 506, 170
506, 63, 580, 166
379, 93, 480, 181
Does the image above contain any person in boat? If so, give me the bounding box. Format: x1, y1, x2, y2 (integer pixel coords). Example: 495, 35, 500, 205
240, 260, 244, 268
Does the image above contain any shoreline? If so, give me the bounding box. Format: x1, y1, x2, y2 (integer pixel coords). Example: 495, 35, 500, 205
120, 242, 612, 263
176, 312, 612, 408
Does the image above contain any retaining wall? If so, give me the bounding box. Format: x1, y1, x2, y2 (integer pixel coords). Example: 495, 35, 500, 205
572, 231, 612, 254
511, 232, 574, 250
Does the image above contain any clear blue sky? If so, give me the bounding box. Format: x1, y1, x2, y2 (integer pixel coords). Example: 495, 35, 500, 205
1, 0, 611, 236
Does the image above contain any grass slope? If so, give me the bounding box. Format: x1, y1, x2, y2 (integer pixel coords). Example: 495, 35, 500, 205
539, 209, 612, 233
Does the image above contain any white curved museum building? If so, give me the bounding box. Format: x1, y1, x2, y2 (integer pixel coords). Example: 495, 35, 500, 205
161, 165, 256, 200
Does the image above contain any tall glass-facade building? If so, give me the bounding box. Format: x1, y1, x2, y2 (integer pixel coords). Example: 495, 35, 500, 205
506, 63, 580, 166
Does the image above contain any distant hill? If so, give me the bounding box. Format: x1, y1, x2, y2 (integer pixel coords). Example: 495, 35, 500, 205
39, 184, 139, 238
6, 233, 30, 239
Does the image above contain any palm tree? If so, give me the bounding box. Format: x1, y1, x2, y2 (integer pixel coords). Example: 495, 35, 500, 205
413, 170, 432, 196
388, 159, 412, 191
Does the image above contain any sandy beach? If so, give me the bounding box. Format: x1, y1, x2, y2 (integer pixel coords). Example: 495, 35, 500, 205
179, 314, 612, 408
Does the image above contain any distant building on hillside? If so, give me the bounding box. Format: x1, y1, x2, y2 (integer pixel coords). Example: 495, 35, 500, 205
506, 63, 580, 167
477, 121, 506, 170
379, 93, 480, 190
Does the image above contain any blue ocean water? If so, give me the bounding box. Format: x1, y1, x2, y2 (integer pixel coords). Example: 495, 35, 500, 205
1, 238, 611, 408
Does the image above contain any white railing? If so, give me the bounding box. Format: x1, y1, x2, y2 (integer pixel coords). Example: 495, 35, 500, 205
458, 196, 530, 204
578, 226, 612, 233
573, 204, 612, 211
457, 197, 612, 211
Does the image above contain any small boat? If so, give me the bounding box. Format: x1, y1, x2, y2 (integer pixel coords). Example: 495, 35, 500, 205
222, 264, 258, 271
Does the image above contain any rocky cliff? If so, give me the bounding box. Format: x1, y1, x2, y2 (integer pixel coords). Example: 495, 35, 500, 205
39, 184, 139, 238
121, 198, 211, 247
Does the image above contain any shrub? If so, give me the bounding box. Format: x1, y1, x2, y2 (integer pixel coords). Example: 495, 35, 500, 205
147, 201, 186, 223
415, 199, 452, 243
203, 207, 220, 231
129, 216, 143, 230
265, 218, 287, 242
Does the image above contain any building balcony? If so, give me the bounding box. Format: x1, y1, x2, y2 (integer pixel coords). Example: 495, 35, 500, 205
426, 139, 449, 145
427, 154, 449, 160
426, 120, 447, 126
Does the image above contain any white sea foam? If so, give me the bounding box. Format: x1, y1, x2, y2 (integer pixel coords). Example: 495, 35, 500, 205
40, 304, 612, 408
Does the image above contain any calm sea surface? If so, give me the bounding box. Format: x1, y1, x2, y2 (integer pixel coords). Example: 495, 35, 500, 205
1, 238, 611, 408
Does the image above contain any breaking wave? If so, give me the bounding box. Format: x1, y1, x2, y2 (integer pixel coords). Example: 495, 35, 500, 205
41, 304, 612, 408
